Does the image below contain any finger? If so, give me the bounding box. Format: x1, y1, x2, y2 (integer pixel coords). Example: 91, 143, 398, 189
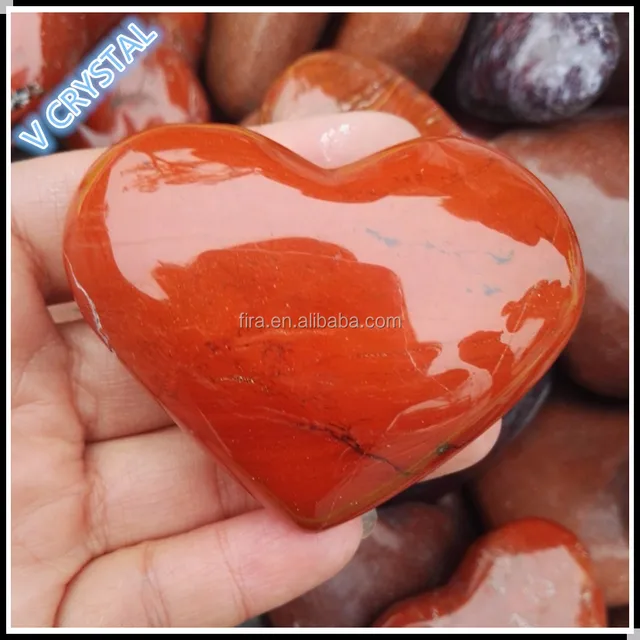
12, 148, 104, 304
48, 301, 83, 324
59, 319, 171, 443
10, 228, 83, 445
84, 418, 500, 557
55, 112, 421, 442
420, 420, 502, 482
57, 508, 363, 627
85, 426, 260, 556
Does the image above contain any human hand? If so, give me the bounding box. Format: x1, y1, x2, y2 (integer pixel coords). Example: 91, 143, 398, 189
11, 112, 499, 627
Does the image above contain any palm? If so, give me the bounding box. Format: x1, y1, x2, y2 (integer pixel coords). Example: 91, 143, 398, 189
10, 288, 262, 626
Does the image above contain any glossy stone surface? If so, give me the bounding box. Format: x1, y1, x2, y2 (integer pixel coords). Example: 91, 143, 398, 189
147, 13, 207, 67
335, 13, 469, 91
64, 125, 584, 530
70, 43, 210, 149
269, 495, 474, 627
472, 384, 629, 606
374, 518, 606, 627
400, 370, 553, 503
206, 13, 328, 118
11, 12, 121, 123
494, 111, 629, 398
255, 51, 462, 138
457, 13, 620, 123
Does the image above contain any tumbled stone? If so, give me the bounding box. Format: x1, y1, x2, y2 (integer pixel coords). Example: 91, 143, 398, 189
147, 13, 207, 67
269, 495, 473, 627
63, 125, 584, 530
374, 518, 606, 627
471, 384, 629, 606
494, 111, 629, 398
457, 13, 620, 123
69, 43, 210, 148
335, 13, 469, 91
11, 12, 121, 124
206, 13, 328, 119
255, 51, 462, 138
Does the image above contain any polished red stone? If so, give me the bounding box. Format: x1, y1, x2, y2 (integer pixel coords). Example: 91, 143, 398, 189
256, 51, 462, 138
374, 518, 607, 628
146, 13, 207, 67
69, 43, 210, 149
63, 125, 584, 530
11, 12, 122, 124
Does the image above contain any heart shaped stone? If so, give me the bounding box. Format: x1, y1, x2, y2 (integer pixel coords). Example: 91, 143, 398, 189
373, 518, 606, 627
63, 125, 584, 530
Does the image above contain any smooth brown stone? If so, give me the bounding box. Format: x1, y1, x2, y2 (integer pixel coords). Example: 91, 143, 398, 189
494, 111, 629, 398
336, 13, 469, 91
268, 495, 474, 627
608, 606, 629, 627
256, 51, 462, 137
471, 384, 629, 606
374, 518, 606, 627
206, 13, 328, 119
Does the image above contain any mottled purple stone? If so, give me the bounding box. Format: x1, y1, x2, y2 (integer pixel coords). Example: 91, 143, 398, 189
457, 13, 620, 123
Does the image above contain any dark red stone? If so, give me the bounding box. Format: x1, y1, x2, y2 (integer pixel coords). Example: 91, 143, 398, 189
457, 13, 620, 123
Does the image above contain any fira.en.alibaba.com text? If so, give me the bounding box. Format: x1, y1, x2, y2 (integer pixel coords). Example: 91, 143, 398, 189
238, 313, 402, 330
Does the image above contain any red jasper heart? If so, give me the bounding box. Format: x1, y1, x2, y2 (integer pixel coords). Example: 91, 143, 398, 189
373, 518, 606, 627
63, 125, 584, 530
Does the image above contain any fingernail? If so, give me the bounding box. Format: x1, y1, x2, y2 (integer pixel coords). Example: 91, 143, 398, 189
361, 509, 378, 539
